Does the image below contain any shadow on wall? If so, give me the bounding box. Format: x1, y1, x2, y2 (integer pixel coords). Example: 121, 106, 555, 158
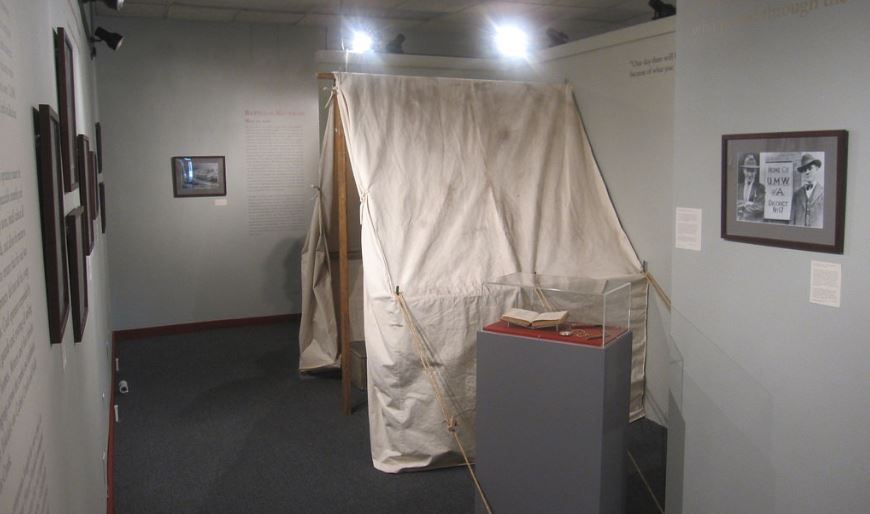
267, 237, 305, 310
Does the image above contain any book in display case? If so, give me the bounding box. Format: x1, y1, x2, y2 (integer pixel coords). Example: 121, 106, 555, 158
482, 272, 631, 347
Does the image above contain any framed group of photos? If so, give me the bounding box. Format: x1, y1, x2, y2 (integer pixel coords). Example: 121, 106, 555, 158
33, 27, 110, 344
721, 130, 848, 254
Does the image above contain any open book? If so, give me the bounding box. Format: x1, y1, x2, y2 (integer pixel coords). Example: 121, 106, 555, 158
500, 308, 568, 329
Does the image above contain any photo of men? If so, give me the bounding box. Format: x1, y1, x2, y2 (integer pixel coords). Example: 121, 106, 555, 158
790, 152, 824, 228
736, 153, 765, 222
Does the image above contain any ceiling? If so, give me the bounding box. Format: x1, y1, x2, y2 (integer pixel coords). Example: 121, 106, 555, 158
95, 0, 668, 55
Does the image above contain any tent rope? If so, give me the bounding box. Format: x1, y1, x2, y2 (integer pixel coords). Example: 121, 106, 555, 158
643, 271, 671, 312
394, 291, 494, 514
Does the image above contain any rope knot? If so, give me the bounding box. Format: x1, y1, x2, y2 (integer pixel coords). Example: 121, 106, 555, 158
447, 417, 458, 432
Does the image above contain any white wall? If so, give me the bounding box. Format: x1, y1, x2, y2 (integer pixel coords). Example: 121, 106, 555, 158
537, 19, 675, 425
669, 1, 870, 512
96, 18, 323, 330
0, 1, 112, 513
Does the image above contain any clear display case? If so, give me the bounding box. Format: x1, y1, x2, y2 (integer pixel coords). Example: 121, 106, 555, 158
482, 272, 631, 346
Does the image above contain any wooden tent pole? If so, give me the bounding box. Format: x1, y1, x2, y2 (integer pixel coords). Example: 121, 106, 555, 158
319, 71, 352, 415
333, 81, 352, 416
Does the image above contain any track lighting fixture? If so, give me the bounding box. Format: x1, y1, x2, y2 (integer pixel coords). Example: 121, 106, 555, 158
91, 27, 124, 51
81, 0, 124, 10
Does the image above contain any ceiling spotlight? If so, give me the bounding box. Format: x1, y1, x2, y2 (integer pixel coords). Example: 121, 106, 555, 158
386, 33, 405, 54
350, 31, 373, 54
91, 27, 124, 51
82, 0, 125, 11
495, 25, 528, 58
546, 28, 569, 47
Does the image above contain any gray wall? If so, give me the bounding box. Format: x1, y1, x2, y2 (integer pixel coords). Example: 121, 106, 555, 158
0, 1, 112, 512
96, 18, 323, 330
538, 20, 675, 425
669, 1, 870, 512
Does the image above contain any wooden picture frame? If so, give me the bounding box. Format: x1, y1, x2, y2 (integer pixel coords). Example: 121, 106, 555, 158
171, 156, 227, 197
89, 150, 99, 220
34, 104, 70, 345
721, 130, 848, 254
95, 122, 103, 174
99, 182, 107, 234
76, 134, 95, 255
54, 27, 77, 192
65, 206, 88, 343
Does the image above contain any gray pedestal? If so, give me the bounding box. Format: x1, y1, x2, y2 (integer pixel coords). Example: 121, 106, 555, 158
475, 329, 632, 514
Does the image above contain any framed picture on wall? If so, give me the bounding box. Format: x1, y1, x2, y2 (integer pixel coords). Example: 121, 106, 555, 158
54, 27, 77, 192
721, 130, 848, 254
95, 122, 103, 174
99, 182, 107, 234
89, 150, 99, 220
171, 156, 227, 197
34, 104, 70, 345
76, 134, 95, 255
65, 206, 88, 343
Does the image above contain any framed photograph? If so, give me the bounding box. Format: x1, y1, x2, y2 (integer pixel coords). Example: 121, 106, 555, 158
76, 134, 95, 255
721, 130, 848, 253
95, 122, 103, 174
99, 182, 107, 234
65, 206, 88, 343
171, 156, 227, 197
89, 150, 99, 220
34, 105, 70, 345
54, 27, 77, 193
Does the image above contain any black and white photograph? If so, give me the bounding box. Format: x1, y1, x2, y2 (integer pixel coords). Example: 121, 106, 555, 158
171, 155, 227, 197
722, 131, 847, 253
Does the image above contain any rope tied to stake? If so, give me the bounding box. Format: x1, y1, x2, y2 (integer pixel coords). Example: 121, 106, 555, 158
393, 288, 494, 514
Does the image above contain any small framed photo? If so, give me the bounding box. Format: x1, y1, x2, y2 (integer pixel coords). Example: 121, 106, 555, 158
54, 27, 78, 192
95, 122, 103, 174
171, 156, 227, 197
65, 206, 88, 343
76, 134, 95, 255
99, 182, 107, 234
34, 104, 70, 345
721, 130, 848, 254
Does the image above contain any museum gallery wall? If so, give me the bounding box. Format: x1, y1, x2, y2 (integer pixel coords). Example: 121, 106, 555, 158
0, 1, 113, 513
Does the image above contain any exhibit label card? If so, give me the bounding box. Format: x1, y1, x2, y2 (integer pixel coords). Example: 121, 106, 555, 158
675, 207, 702, 251
809, 260, 841, 308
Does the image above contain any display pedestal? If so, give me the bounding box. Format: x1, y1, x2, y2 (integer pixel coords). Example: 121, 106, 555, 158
475, 329, 632, 514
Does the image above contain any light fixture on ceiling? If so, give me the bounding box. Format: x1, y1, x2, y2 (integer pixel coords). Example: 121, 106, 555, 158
91, 27, 124, 51
494, 25, 528, 58
81, 0, 124, 11
546, 28, 569, 47
385, 33, 405, 54
349, 31, 374, 53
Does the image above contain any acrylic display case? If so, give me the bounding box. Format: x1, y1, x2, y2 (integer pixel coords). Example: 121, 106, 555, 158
482, 272, 631, 347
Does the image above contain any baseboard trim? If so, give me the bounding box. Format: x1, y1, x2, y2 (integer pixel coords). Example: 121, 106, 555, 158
112, 314, 301, 342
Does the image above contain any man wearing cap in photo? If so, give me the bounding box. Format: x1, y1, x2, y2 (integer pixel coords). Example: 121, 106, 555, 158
790, 153, 824, 228
737, 153, 765, 222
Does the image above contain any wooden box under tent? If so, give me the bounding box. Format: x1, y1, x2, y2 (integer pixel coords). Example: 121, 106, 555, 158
298, 72, 655, 476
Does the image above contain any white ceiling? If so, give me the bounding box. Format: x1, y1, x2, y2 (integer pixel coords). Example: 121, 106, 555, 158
96, 0, 668, 53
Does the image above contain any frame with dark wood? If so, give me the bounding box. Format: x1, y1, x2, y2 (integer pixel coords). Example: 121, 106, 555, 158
95, 122, 103, 174
89, 150, 99, 220
54, 27, 77, 192
66, 206, 88, 342
76, 134, 95, 254
99, 182, 106, 234
334, 99, 352, 415
171, 156, 227, 197
34, 105, 70, 345
721, 130, 848, 254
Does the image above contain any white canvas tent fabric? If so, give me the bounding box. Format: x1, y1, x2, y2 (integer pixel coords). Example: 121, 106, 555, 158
299, 72, 648, 472
298, 107, 339, 371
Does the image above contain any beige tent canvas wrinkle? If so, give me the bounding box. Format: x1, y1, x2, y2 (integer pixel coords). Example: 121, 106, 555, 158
299, 72, 648, 472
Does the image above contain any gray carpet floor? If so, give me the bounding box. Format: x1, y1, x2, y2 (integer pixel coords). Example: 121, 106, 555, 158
113, 321, 666, 513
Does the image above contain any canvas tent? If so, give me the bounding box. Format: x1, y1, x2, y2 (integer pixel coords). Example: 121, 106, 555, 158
299, 72, 648, 472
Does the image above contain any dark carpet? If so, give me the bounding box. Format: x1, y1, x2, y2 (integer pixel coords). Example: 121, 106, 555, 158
113, 321, 666, 513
